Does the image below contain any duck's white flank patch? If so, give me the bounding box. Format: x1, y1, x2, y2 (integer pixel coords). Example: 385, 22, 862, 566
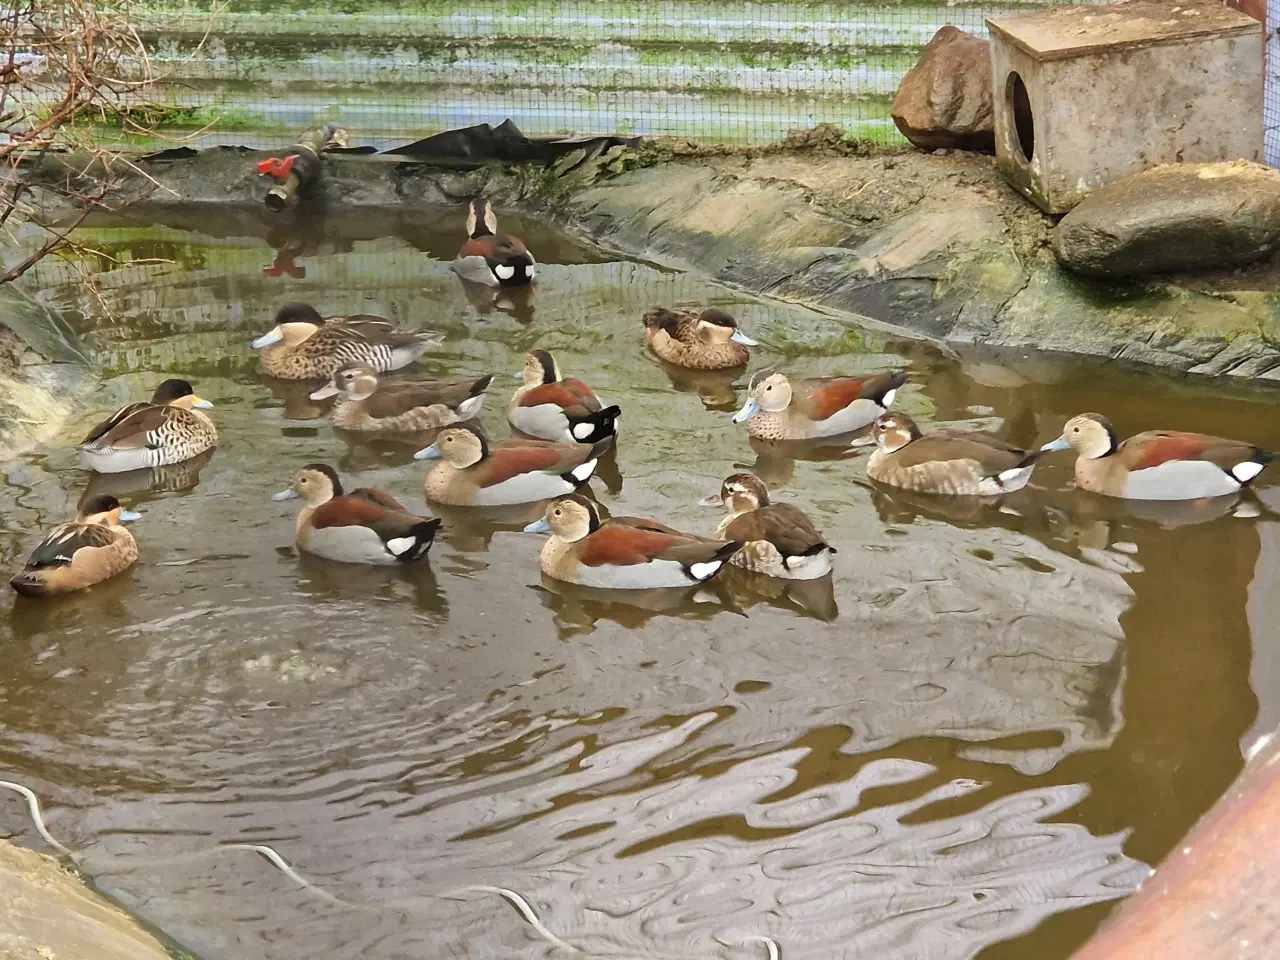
572, 422, 594, 440
458, 395, 485, 420
494, 264, 516, 280
570, 458, 597, 481
881, 388, 897, 409
386, 536, 416, 556
689, 560, 723, 581
1231, 460, 1265, 483
996, 464, 1035, 491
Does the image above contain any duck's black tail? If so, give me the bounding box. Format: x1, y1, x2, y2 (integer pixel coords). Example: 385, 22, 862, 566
389, 518, 443, 563
9, 572, 50, 598
569, 405, 622, 444
469, 374, 495, 397
866, 368, 909, 406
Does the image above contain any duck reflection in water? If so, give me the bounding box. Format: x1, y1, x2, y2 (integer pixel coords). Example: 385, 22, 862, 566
291, 550, 447, 614
261, 375, 333, 423
653, 359, 745, 412
533, 575, 740, 639
334, 419, 487, 473
745, 434, 864, 491
455, 275, 536, 324
429, 498, 552, 553
78, 447, 216, 503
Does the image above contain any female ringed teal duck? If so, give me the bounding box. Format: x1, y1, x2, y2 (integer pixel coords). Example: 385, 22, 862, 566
642, 306, 757, 371
416, 424, 609, 506
509, 349, 620, 444
79, 378, 216, 474
866, 412, 1044, 496
452, 198, 536, 287
273, 463, 441, 565
310, 363, 494, 434
699, 472, 834, 580
1041, 413, 1275, 500
524, 494, 744, 589
251, 303, 443, 380
731, 367, 907, 440
10, 494, 141, 597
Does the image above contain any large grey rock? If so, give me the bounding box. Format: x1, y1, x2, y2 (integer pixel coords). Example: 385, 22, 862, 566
891, 26, 995, 153
1053, 161, 1280, 278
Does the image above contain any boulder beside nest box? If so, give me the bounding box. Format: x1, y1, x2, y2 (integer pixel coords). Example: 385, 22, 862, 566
986, 0, 1262, 214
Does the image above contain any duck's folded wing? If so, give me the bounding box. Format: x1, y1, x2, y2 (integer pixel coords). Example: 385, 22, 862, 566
80, 402, 149, 447
479, 443, 592, 486
348, 487, 411, 512
325, 319, 432, 349
1123, 431, 1261, 472
896, 435, 1038, 477
724, 504, 827, 554
81, 405, 172, 450
796, 369, 906, 419
25, 523, 116, 569
578, 525, 682, 566
518, 382, 600, 418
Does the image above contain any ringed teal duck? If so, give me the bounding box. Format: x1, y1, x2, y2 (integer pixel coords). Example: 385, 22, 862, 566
524, 494, 744, 589
79, 378, 216, 474
699, 472, 834, 580
273, 463, 441, 565
642, 306, 757, 371
509, 349, 620, 444
1040, 413, 1275, 501
416, 424, 609, 506
310, 364, 493, 434
731, 367, 907, 440
866, 412, 1044, 496
10, 494, 141, 597
451, 198, 536, 287
251, 303, 442, 380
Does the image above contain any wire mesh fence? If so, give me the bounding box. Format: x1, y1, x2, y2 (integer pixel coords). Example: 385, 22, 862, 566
86, 0, 1084, 151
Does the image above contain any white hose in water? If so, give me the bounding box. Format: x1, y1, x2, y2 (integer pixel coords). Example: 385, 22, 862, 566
0, 779, 781, 959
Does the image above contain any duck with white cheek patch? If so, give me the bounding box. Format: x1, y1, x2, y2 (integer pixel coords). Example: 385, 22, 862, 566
863, 412, 1045, 497
451, 197, 536, 287
1040, 412, 1276, 501
524, 494, 744, 589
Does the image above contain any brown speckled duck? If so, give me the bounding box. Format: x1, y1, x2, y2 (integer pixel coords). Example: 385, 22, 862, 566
10, 494, 141, 597
642, 307, 757, 371
1041, 412, 1275, 501
700, 472, 834, 580
310, 364, 493, 434
251, 303, 442, 380
78, 378, 217, 474
865, 412, 1044, 496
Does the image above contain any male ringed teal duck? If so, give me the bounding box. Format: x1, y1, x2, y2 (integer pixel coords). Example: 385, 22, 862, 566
310, 363, 493, 434
416, 424, 609, 506
699, 472, 834, 580
451, 198, 536, 287
273, 463, 441, 565
642, 306, 757, 371
79, 378, 217, 474
508, 349, 620, 444
10, 494, 141, 597
1041, 413, 1275, 501
731, 368, 907, 440
251, 303, 442, 380
866, 412, 1044, 496
524, 494, 744, 589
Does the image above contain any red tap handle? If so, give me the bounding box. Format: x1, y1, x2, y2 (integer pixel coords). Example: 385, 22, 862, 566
256, 154, 298, 181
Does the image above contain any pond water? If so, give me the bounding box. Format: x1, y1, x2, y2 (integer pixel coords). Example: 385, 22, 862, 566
1, 204, 1276, 960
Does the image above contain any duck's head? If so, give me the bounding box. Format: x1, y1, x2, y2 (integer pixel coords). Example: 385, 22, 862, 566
466, 197, 498, 239
731, 368, 791, 423
698, 308, 758, 347
1041, 412, 1117, 459
151, 378, 214, 409
310, 363, 378, 402
252, 303, 324, 349
699, 472, 769, 514
523, 493, 600, 540
413, 423, 487, 467
871, 412, 922, 454
519, 349, 561, 386
77, 494, 141, 525
273, 463, 342, 506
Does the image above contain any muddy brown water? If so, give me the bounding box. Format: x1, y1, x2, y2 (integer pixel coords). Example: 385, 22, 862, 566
0, 206, 1275, 959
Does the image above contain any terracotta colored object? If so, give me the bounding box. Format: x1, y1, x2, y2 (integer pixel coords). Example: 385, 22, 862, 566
1070, 731, 1280, 960
890, 26, 995, 153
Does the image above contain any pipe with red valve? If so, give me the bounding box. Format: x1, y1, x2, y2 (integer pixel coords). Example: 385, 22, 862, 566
257, 123, 347, 212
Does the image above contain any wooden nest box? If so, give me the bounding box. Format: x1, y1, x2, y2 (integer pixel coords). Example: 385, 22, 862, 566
986, 0, 1262, 213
